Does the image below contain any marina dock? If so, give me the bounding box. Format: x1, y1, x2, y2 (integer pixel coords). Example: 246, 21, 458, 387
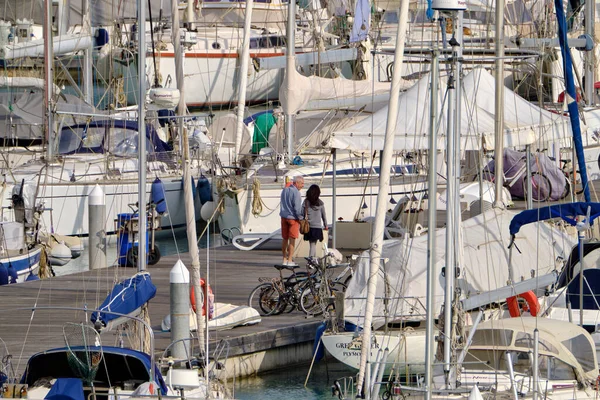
0, 242, 324, 379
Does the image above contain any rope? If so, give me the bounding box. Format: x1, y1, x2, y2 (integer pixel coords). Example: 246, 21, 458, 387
251, 178, 263, 217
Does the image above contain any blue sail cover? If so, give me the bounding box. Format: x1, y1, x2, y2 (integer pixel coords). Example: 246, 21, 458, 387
509, 202, 600, 235
91, 272, 157, 327
554, 0, 591, 202
44, 378, 84, 400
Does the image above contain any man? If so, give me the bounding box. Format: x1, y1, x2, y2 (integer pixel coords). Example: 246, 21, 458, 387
279, 175, 304, 266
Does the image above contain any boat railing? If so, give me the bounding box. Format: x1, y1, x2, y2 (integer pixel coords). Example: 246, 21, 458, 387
343, 295, 427, 320
160, 337, 231, 382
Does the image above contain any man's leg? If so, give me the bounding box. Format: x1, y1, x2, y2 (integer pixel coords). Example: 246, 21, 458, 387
281, 238, 289, 262
287, 239, 296, 263
281, 218, 289, 264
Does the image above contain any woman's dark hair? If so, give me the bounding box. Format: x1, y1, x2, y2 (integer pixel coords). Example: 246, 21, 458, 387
306, 184, 321, 206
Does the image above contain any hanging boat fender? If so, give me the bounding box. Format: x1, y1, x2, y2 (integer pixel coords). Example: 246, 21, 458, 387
197, 176, 213, 205
0, 263, 7, 285
151, 178, 167, 215
507, 291, 540, 317
190, 278, 214, 319
200, 201, 218, 222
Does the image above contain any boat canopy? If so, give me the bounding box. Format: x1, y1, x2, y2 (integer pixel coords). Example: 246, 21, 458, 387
328, 67, 578, 151
344, 208, 576, 329
91, 272, 157, 330
466, 317, 597, 384
509, 202, 600, 236
20, 346, 168, 395
58, 120, 172, 155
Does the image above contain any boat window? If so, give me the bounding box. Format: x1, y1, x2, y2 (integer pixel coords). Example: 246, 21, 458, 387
470, 329, 513, 347
464, 351, 576, 381
514, 332, 558, 354
82, 128, 105, 150
383, 11, 398, 24
250, 36, 286, 49
538, 355, 577, 381
106, 128, 153, 157
58, 126, 85, 154
58, 126, 105, 154
561, 334, 596, 372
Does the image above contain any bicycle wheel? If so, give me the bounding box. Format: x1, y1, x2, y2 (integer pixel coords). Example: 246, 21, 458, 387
300, 284, 325, 316
523, 172, 552, 202
248, 283, 281, 316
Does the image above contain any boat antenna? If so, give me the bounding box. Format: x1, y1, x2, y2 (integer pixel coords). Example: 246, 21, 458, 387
147, 0, 161, 88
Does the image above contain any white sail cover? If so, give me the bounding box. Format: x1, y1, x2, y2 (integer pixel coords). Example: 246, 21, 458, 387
329, 67, 578, 151
279, 65, 403, 114
344, 208, 577, 329
0, 0, 171, 26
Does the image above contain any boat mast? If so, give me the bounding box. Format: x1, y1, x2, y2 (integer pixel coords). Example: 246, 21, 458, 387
137, 0, 148, 272
424, 50, 439, 400
492, 0, 505, 208
234, 0, 254, 165
43, 0, 54, 160
171, 0, 206, 350
584, 0, 595, 105
284, 0, 296, 162
355, 0, 409, 395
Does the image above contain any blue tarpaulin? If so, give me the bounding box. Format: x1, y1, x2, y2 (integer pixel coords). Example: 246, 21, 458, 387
91, 272, 156, 327
509, 202, 600, 236
44, 378, 84, 400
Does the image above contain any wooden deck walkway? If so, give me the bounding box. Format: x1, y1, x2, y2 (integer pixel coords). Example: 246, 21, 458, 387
0, 241, 323, 376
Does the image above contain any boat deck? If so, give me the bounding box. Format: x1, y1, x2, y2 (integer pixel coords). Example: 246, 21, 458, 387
0, 242, 323, 376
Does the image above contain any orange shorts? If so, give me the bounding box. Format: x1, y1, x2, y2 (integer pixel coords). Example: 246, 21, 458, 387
281, 218, 300, 239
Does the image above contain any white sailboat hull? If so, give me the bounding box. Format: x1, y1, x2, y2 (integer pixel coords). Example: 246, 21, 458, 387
320, 330, 427, 374
3, 176, 201, 237
218, 175, 427, 236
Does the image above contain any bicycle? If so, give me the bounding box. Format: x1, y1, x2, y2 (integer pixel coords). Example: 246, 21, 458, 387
298, 252, 353, 316
247, 263, 316, 316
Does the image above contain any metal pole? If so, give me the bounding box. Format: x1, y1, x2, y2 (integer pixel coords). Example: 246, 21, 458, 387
443, 21, 457, 377
493, 0, 505, 207
137, 0, 147, 272
234, 0, 254, 163
425, 50, 439, 400
170, 260, 191, 359
88, 185, 106, 270
44, 0, 54, 160
526, 145, 533, 210
584, 0, 595, 105
284, 0, 296, 161
533, 328, 539, 400
332, 149, 337, 249
578, 220, 585, 326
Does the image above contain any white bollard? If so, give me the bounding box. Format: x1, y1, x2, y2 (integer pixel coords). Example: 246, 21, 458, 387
88, 185, 106, 270
170, 260, 191, 359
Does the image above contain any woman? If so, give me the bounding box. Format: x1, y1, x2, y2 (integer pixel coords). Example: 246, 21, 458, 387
302, 185, 328, 258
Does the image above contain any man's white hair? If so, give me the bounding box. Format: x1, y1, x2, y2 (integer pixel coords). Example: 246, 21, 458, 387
293, 175, 304, 183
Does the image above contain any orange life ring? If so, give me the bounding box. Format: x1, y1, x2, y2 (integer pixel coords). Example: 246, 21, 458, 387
507, 290, 540, 317
190, 278, 214, 319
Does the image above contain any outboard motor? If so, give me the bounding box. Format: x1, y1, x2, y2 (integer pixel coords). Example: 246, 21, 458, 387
11, 179, 37, 226
11, 180, 26, 224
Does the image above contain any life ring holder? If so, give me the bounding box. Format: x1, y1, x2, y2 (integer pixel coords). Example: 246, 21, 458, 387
507, 290, 540, 317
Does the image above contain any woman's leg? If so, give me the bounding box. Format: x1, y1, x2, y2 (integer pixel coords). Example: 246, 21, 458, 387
309, 241, 317, 257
